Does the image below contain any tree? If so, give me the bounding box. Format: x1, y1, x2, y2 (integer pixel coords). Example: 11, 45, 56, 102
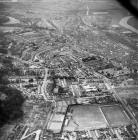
0, 86, 25, 127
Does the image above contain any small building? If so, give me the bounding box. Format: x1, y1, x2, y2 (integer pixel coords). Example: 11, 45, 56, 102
82, 84, 97, 92
70, 85, 81, 97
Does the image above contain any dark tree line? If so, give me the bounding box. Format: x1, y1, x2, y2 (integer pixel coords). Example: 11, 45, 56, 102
0, 56, 25, 128
0, 86, 24, 126
0, 3, 25, 128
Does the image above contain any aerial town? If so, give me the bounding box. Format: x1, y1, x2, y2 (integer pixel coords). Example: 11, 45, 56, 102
0, 0, 138, 140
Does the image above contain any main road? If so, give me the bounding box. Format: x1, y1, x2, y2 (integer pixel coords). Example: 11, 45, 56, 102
41, 68, 49, 101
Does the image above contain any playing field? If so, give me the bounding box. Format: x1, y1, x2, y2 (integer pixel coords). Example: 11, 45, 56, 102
64, 105, 107, 131
101, 105, 131, 127
63, 104, 131, 131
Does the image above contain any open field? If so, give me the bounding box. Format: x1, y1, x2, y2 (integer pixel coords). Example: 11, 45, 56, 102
128, 17, 138, 30
101, 105, 131, 127
3, 0, 125, 22
116, 88, 138, 122
116, 88, 138, 99
0, 0, 130, 35
63, 104, 131, 131
64, 105, 107, 131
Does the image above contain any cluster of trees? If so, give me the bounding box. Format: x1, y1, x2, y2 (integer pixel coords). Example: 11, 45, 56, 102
0, 86, 25, 126
0, 55, 25, 128
0, 2, 25, 133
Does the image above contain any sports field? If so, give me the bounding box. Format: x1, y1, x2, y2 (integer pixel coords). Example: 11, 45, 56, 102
64, 105, 107, 131
63, 104, 131, 131
101, 105, 131, 127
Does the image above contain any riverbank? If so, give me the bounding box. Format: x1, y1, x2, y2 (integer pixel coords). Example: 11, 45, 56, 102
127, 17, 138, 30
119, 16, 138, 34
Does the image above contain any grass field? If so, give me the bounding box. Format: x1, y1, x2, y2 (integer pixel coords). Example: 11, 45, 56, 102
64, 105, 107, 131
63, 104, 131, 131
128, 17, 138, 30
101, 105, 130, 127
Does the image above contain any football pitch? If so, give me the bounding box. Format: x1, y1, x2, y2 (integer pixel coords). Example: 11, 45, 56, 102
101, 105, 131, 127
63, 104, 131, 131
